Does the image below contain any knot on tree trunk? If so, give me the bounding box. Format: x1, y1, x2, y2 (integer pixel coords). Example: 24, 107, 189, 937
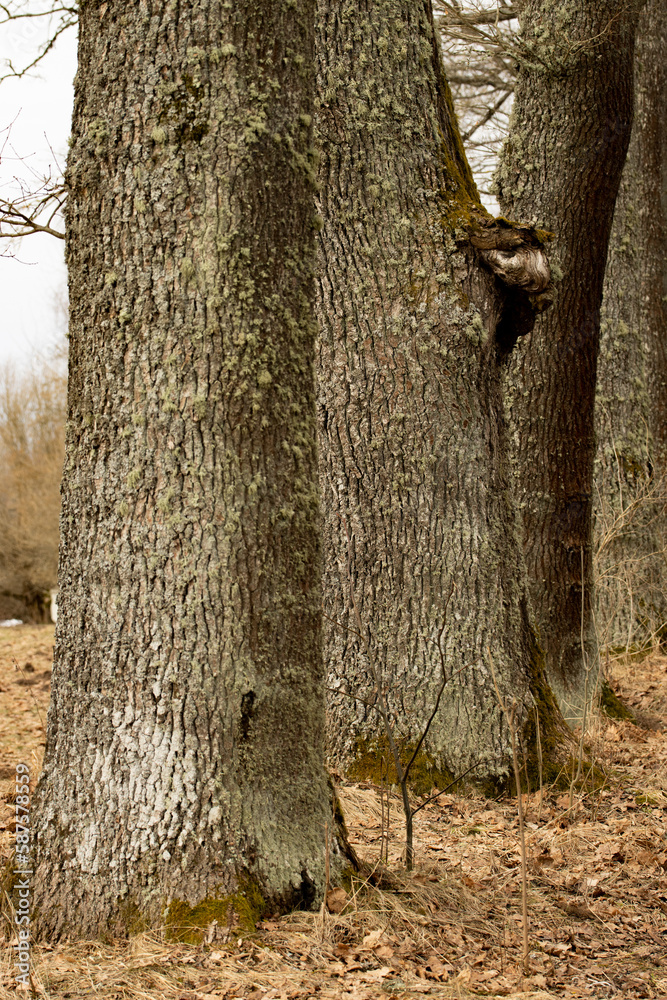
480, 246, 551, 295
470, 215, 553, 293
469, 216, 555, 357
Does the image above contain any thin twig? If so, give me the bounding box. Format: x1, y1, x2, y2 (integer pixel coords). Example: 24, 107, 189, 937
410, 762, 483, 817
509, 701, 530, 977
11, 656, 46, 733
535, 704, 543, 823
403, 581, 456, 787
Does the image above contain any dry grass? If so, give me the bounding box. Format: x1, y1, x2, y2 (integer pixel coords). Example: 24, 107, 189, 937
1, 626, 667, 998
593, 466, 667, 655
0, 358, 66, 621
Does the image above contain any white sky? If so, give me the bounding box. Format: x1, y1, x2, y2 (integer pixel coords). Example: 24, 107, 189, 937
0, 11, 76, 368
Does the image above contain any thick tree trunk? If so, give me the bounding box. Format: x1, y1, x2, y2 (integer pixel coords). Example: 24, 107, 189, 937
495, 0, 641, 721
316, 0, 562, 784
33, 0, 335, 939
595, 0, 667, 652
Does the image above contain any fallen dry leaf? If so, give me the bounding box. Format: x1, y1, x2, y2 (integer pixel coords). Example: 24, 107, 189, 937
326, 887, 349, 913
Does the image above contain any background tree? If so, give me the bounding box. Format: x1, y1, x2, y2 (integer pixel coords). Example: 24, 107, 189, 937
438, 0, 667, 663
594, 0, 667, 652
495, 0, 643, 720
315, 0, 563, 785
32, 0, 336, 939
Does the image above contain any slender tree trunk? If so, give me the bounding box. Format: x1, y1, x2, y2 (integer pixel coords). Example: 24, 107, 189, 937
316, 0, 563, 784
496, 0, 642, 721
32, 0, 335, 939
595, 0, 667, 652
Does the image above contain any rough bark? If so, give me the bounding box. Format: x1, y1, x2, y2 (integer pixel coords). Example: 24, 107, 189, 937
495, 0, 642, 721
594, 0, 667, 652
315, 0, 562, 784
32, 0, 336, 939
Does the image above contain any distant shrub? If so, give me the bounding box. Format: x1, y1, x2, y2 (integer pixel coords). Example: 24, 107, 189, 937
0, 353, 66, 621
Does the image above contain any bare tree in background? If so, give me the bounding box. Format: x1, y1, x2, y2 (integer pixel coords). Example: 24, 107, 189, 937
0, 0, 76, 84
434, 1, 518, 208
0, 129, 66, 248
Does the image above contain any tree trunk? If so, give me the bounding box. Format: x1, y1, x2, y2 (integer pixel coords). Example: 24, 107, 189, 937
495, 0, 642, 721
595, 0, 667, 653
316, 0, 563, 785
32, 0, 335, 939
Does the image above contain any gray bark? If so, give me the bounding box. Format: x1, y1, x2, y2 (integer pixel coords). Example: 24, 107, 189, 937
33, 0, 335, 939
496, 0, 642, 721
316, 0, 561, 784
594, 0, 667, 652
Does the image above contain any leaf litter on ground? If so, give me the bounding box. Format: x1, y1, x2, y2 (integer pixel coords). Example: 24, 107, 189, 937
1, 627, 667, 998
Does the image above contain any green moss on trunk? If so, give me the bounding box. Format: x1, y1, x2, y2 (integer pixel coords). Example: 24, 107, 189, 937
165, 878, 266, 944
599, 680, 636, 722
520, 630, 576, 790
347, 736, 455, 797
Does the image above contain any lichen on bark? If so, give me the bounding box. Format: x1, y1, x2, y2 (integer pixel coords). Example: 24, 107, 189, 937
32, 0, 342, 939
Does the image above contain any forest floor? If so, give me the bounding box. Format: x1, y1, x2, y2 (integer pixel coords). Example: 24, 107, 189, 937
0, 625, 666, 999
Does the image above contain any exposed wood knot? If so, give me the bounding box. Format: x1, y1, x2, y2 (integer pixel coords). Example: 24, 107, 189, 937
469, 215, 553, 254
479, 246, 551, 295
470, 216, 553, 293
469, 216, 555, 358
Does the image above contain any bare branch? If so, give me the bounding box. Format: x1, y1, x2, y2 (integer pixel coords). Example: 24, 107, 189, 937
435, 1, 521, 208
0, 125, 66, 250
0, 3, 77, 18
435, 1, 517, 26
462, 88, 511, 141
0, 2, 78, 85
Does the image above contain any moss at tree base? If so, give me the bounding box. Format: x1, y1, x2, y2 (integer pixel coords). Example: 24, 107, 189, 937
164, 878, 266, 944
599, 679, 636, 722
346, 735, 456, 797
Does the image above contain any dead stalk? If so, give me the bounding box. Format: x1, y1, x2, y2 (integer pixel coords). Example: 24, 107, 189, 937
535, 704, 543, 823
324, 820, 330, 898
571, 546, 592, 810
341, 520, 461, 871
487, 650, 530, 976
509, 701, 530, 977
380, 756, 386, 863
11, 656, 46, 734
384, 766, 391, 864
319, 820, 330, 941
380, 755, 390, 865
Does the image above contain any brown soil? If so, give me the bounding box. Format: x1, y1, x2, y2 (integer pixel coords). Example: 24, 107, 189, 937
1, 625, 666, 999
